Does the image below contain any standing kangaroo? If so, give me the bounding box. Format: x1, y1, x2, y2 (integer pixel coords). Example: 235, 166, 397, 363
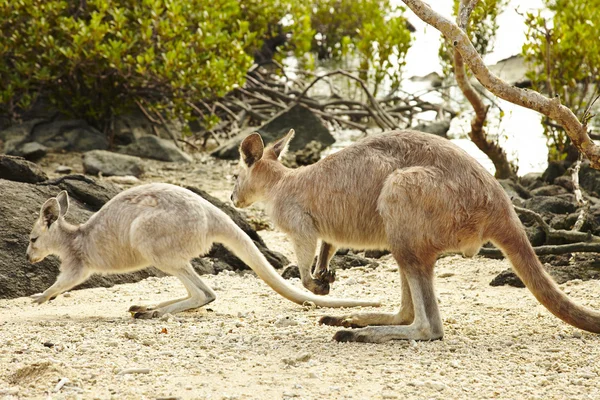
231, 129, 600, 343
26, 183, 380, 318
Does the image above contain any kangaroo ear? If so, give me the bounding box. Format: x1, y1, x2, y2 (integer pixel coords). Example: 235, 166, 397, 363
40, 198, 60, 228
272, 129, 295, 159
56, 191, 69, 217
240, 133, 264, 168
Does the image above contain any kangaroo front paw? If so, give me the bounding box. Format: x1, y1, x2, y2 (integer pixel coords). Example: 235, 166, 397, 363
31, 293, 50, 305
314, 269, 336, 283
304, 278, 330, 295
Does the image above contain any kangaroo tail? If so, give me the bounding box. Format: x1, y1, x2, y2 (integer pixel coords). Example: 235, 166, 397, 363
214, 219, 381, 308
491, 213, 600, 333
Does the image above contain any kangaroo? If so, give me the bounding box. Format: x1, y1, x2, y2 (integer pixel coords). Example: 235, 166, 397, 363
26, 183, 380, 318
231, 128, 600, 343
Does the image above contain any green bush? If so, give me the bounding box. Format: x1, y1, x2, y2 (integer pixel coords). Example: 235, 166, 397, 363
0, 0, 253, 129
1, 0, 413, 131
523, 0, 600, 160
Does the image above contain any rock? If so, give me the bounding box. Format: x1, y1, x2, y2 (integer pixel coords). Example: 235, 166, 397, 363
330, 254, 379, 270
29, 119, 108, 152
281, 265, 300, 280
541, 161, 568, 184
282, 140, 326, 167
413, 120, 451, 138
491, 255, 600, 288
55, 165, 72, 174
488, 55, 530, 88
18, 142, 48, 161
364, 249, 390, 259
519, 172, 544, 190
553, 175, 574, 191
120, 135, 192, 163
83, 150, 144, 177
211, 104, 335, 160
577, 162, 600, 198
0, 177, 286, 299
104, 175, 141, 185
498, 179, 531, 201
0, 155, 48, 183
523, 196, 576, 215
530, 185, 568, 197
274, 316, 298, 327
409, 72, 442, 88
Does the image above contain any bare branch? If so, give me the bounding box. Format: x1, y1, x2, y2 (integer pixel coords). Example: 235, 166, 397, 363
401, 0, 600, 169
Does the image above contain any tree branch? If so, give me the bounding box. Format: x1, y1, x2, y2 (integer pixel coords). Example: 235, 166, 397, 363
401, 0, 600, 169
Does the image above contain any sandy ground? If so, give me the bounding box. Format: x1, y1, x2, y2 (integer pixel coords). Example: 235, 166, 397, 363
2, 153, 600, 399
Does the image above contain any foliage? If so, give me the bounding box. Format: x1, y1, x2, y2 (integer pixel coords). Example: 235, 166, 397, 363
311, 0, 413, 96
523, 0, 600, 161
0, 0, 254, 130
0, 0, 413, 131
439, 0, 507, 77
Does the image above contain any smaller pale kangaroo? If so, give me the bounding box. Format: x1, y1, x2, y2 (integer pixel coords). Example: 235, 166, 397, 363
231, 129, 600, 343
26, 183, 380, 318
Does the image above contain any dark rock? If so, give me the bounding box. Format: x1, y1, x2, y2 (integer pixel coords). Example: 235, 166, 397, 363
29, 119, 108, 152
530, 185, 568, 197
490, 254, 600, 288
211, 104, 335, 160
18, 142, 48, 161
330, 254, 379, 270
83, 150, 144, 177
364, 249, 390, 259
523, 225, 546, 247
553, 175, 574, 191
120, 135, 192, 163
498, 179, 531, 200
578, 162, 600, 198
541, 161, 568, 184
282, 140, 326, 167
519, 172, 543, 189
488, 55, 531, 88
0, 179, 289, 300
281, 265, 300, 279
523, 196, 576, 215
413, 120, 451, 138
55, 165, 72, 174
409, 72, 442, 88
0, 155, 48, 183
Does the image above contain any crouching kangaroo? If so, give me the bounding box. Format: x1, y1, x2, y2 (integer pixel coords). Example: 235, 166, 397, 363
231, 129, 600, 343
26, 183, 380, 318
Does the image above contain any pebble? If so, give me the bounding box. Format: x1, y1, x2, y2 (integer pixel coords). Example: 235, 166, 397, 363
274, 316, 298, 327
54, 377, 69, 392
55, 165, 72, 174
118, 367, 151, 375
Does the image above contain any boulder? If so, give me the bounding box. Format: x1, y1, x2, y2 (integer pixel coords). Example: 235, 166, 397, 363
28, 119, 108, 152
120, 135, 192, 163
553, 175, 574, 191
13, 142, 48, 161
498, 179, 531, 201
211, 104, 335, 160
522, 196, 577, 215
0, 155, 48, 183
541, 160, 568, 184
577, 162, 600, 198
530, 185, 568, 197
519, 172, 544, 190
413, 120, 451, 138
83, 150, 144, 177
0, 175, 288, 299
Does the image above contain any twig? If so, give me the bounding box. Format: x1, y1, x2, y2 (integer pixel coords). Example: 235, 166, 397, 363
479, 242, 600, 258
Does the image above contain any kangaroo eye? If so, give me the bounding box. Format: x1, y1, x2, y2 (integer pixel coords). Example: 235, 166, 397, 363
30, 237, 37, 243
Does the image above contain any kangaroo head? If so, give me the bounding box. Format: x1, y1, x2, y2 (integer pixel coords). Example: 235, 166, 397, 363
231, 129, 294, 208
27, 191, 70, 264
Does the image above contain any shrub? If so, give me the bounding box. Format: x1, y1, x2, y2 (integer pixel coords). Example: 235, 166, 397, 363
522, 0, 600, 160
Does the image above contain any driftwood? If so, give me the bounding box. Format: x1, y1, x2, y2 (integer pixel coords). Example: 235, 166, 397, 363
185, 62, 455, 145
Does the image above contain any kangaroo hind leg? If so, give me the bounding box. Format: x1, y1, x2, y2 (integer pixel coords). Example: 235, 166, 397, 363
313, 241, 337, 284
131, 263, 216, 319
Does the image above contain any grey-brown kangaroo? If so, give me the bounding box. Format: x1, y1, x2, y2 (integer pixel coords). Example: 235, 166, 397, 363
231, 129, 600, 343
